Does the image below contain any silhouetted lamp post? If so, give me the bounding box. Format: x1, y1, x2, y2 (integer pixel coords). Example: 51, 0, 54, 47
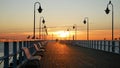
105, 1, 115, 52
43, 25, 47, 40
105, 1, 114, 40
73, 24, 77, 40
67, 29, 70, 40
73, 26, 75, 40
83, 17, 89, 40
33, 2, 42, 39
41, 21, 46, 40
39, 16, 45, 39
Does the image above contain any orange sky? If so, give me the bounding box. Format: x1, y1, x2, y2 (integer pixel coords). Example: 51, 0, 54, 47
0, 0, 120, 41
0, 29, 119, 42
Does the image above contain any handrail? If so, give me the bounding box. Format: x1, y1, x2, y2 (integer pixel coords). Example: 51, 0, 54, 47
0, 50, 21, 61
69, 40, 120, 54
0, 40, 44, 68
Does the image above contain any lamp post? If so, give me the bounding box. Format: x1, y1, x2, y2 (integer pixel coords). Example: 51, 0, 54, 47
105, 1, 114, 52
83, 17, 89, 40
67, 29, 70, 40
39, 16, 45, 39
43, 25, 46, 40
67, 28, 71, 40
105, 1, 114, 40
73, 24, 77, 40
41, 20, 45, 40
33, 2, 42, 39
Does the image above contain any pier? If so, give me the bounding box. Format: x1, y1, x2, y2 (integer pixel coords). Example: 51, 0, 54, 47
0, 0, 120, 68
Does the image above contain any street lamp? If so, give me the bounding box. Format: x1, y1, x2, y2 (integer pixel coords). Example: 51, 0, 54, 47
105, 1, 114, 40
67, 28, 71, 40
73, 24, 77, 40
41, 19, 46, 40
105, 1, 115, 52
43, 25, 48, 40
83, 17, 89, 40
67, 29, 70, 40
39, 16, 45, 39
32, 2, 43, 39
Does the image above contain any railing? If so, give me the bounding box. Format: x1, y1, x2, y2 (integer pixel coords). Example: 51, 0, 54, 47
0, 40, 44, 68
69, 40, 120, 54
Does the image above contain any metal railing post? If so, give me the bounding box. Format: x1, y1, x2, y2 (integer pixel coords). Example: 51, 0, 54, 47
96, 40, 100, 49
19, 41, 22, 63
104, 40, 106, 51
23, 41, 26, 60
93, 40, 97, 49
100, 41, 102, 50
92, 40, 94, 48
119, 40, 120, 54
13, 42, 17, 68
112, 40, 115, 53
23, 41, 26, 47
4, 42, 9, 68
108, 41, 110, 52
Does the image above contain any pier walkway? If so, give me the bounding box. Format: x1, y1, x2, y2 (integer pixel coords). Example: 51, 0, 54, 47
34, 41, 120, 68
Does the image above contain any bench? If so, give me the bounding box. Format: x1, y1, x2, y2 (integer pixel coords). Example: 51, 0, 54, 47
22, 47, 41, 67
37, 42, 45, 49
22, 47, 42, 60
34, 44, 45, 52
33, 44, 45, 57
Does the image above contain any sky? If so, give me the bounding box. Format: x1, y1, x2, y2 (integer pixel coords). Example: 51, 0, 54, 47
0, 0, 120, 41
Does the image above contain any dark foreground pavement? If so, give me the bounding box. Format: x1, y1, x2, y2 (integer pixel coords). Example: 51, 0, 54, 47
25, 41, 120, 68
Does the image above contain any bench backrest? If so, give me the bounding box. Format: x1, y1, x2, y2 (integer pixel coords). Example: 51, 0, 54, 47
38, 42, 43, 47
34, 44, 39, 51
22, 47, 32, 59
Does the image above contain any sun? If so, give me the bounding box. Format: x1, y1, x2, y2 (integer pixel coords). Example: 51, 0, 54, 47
55, 31, 69, 38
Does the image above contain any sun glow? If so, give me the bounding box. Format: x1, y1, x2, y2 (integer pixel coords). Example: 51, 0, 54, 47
54, 31, 69, 38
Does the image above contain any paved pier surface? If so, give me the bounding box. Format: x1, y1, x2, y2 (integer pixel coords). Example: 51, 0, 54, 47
39, 41, 120, 68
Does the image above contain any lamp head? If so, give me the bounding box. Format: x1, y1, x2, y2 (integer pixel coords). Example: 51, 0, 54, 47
38, 6, 42, 13
105, 6, 110, 14
44, 25, 46, 28
42, 19, 45, 24
109, 1, 111, 4
67, 29, 69, 31
83, 20, 86, 24
73, 26, 75, 29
